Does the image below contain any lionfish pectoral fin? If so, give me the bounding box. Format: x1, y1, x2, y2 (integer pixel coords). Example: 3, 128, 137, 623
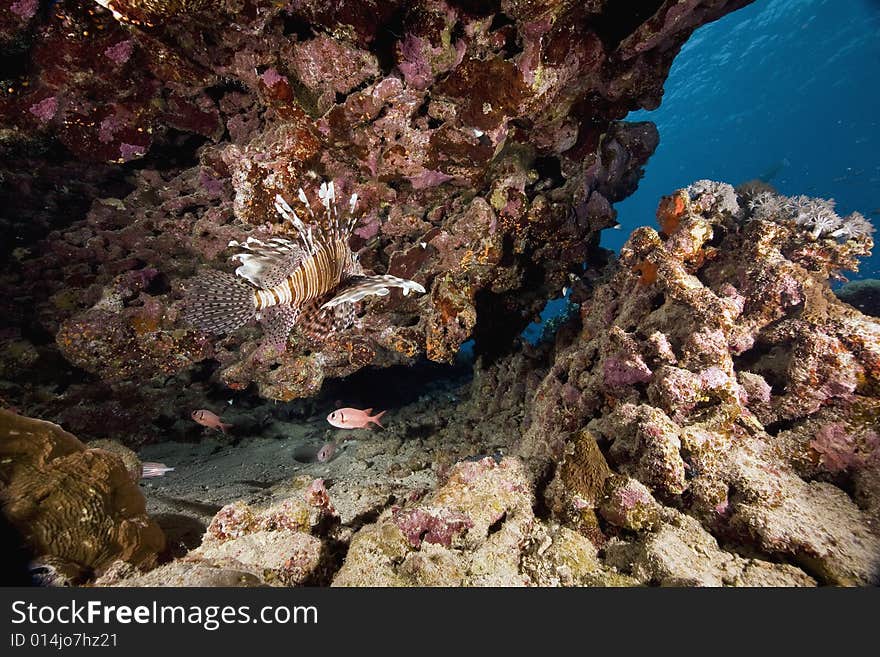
183, 270, 257, 334
321, 275, 426, 310
228, 236, 304, 288
260, 304, 300, 348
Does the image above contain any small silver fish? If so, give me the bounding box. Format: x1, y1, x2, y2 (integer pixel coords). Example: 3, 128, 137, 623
316, 442, 337, 462
141, 462, 174, 478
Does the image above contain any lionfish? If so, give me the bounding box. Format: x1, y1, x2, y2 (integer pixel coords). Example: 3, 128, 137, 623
183, 181, 425, 344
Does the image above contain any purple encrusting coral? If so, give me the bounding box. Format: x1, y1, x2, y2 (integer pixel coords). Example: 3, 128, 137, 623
603, 355, 653, 387
104, 40, 134, 65
10, 0, 38, 20
28, 97, 57, 123
392, 507, 474, 549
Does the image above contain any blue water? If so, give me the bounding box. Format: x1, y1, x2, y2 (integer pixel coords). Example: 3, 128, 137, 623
602, 0, 880, 281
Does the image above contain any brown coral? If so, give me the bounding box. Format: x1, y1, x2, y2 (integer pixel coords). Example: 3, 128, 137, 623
0, 409, 164, 579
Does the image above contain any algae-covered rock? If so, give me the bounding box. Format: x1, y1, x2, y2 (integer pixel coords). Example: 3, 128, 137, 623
334, 457, 535, 586
599, 476, 661, 532
604, 510, 816, 587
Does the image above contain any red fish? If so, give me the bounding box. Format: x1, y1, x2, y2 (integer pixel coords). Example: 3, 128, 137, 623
326, 407, 385, 429
191, 409, 232, 433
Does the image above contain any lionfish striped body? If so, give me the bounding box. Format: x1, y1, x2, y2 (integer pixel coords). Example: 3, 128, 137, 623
184, 182, 425, 345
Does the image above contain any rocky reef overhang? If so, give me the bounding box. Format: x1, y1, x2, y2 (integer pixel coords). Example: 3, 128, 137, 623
2, 0, 754, 411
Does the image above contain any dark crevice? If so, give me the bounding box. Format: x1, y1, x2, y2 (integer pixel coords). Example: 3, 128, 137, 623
145, 272, 171, 296
188, 359, 221, 384
487, 511, 507, 536
281, 13, 314, 40
533, 155, 564, 189
124, 130, 208, 172
204, 78, 249, 102
531, 462, 556, 521
373, 8, 408, 76
0, 47, 31, 84
592, 0, 666, 51
488, 12, 515, 31
763, 417, 799, 436
472, 288, 534, 364
448, 0, 501, 17
316, 359, 471, 410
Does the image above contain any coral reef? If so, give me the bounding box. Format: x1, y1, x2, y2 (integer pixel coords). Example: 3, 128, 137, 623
517, 180, 880, 585
1, 0, 753, 434
0, 409, 164, 582
8, 0, 877, 590
101, 476, 335, 586
46, 177, 876, 589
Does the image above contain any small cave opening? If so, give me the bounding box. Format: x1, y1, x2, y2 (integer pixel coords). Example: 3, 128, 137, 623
486, 511, 507, 536
733, 340, 792, 396
204, 78, 249, 102
648, 292, 666, 312
471, 288, 534, 365
762, 417, 799, 437
488, 12, 515, 31
533, 155, 564, 189
145, 271, 172, 296
124, 129, 208, 172
0, 47, 32, 84
315, 358, 472, 412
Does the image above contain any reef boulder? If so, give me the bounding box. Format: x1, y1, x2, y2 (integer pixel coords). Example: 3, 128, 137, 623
0, 409, 164, 581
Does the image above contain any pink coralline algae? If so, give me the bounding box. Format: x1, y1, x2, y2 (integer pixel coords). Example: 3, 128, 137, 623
260, 68, 287, 89
810, 424, 880, 473
392, 507, 474, 549
104, 40, 134, 65
98, 114, 125, 143
118, 143, 146, 162
28, 97, 57, 123
10, 0, 38, 20
603, 355, 653, 387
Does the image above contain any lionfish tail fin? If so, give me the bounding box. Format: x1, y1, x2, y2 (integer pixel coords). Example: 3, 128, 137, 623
183, 270, 256, 334
321, 275, 426, 310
